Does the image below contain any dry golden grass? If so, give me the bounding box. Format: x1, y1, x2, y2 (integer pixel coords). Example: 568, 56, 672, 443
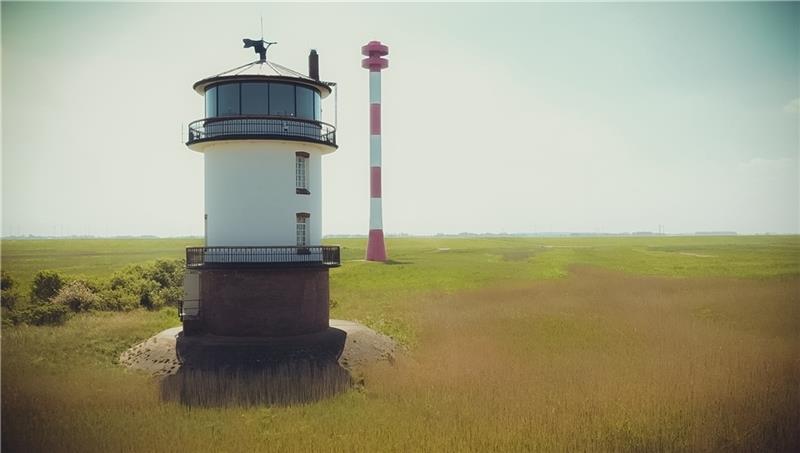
160, 361, 351, 407
3, 266, 799, 452
363, 267, 800, 451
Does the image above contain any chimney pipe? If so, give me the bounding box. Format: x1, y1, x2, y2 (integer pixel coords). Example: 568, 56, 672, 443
309, 49, 319, 80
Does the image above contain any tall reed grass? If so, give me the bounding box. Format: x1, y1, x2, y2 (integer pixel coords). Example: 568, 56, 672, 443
160, 361, 351, 407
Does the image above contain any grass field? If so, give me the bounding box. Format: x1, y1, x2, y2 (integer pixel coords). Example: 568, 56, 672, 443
2, 236, 799, 451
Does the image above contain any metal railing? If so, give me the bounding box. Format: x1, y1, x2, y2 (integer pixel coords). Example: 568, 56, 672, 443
186, 246, 340, 269
186, 116, 336, 146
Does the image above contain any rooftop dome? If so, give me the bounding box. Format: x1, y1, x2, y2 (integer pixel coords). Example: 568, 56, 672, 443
193, 59, 334, 97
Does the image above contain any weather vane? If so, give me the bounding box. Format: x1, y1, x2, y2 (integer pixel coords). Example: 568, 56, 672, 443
243, 38, 276, 62
243, 16, 276, 62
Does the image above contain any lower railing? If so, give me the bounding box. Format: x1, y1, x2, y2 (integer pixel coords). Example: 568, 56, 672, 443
186, 246, 340, 269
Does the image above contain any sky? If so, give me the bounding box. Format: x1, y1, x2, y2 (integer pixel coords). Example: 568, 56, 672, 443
2, 2, 798, 237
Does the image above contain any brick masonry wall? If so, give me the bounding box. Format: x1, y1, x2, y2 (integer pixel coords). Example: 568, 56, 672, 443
198, 267, 329, 337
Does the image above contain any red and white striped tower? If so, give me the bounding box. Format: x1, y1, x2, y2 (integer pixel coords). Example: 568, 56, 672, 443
362, 41, 389, 262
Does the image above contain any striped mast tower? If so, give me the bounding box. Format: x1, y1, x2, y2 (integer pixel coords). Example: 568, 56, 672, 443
362, 41, 389, 262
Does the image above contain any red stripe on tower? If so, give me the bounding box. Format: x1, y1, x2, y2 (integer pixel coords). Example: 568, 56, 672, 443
370, 167, 382, 197
370, 104, 381, 135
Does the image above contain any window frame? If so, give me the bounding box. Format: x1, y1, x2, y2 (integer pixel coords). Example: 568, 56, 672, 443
296, 212, 310, 248
295, 152, 310, 195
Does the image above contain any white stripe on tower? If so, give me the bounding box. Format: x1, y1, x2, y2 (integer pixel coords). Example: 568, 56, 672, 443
362, 41, 389, 262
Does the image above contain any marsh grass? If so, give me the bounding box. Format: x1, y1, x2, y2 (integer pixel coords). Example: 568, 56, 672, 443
2, 237, 799, 451
362, 267, 800, 451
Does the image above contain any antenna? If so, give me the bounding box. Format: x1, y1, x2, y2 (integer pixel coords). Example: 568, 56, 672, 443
260, 15, 263, 41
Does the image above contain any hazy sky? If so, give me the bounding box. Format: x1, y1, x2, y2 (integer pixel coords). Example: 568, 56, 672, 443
2, 2, 798, 236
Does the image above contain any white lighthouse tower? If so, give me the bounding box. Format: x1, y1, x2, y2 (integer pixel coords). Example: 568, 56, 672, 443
180, 39, 341, 354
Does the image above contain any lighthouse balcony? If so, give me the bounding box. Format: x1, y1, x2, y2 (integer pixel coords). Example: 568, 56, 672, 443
186, 116, 336, 147
185, 245, 341, 269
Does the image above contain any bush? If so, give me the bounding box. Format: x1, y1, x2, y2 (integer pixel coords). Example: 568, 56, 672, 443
2, 288, 22, 311
96, 288, 140, 312
12, 303, 71, 326
144, 259, 185, 290
103, 260, 184, 311
66, 275, 105, 293
157, 286, 184, 308
1, 270, 15, 291
8, 259, 186, 317
1, 271, 21, 310
108, 269, 162, 310
52, 281, 100, 312
31, 270, 65, 303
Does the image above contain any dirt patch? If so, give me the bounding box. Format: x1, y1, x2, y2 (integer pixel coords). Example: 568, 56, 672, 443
680, 252, 715, 258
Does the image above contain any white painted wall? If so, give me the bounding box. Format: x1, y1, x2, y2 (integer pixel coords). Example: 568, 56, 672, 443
369, 71, 381, 103
369, 198, 383, 230
201, 140, 325, 246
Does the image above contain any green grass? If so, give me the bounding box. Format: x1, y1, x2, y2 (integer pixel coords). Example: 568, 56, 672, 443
3, 235, 798, 345
2, 236, 799, 451
1, 238, 202, 289
328, 235, 799, 344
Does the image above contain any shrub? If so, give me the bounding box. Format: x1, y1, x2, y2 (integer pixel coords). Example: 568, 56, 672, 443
30, 270, 65, 303
1, 270, 15, 291
66, 275, 105, 293
12, 303, 71, 326
96, 288, 140, 312
13, 259, 185, 315
2, 289, 23, 311
52, 281, 100, 312
105, 266, 163, 311
1, 271, 21, 310
144, 259, 185, 290
157, 286, 184, 308
104, 260, 184, 311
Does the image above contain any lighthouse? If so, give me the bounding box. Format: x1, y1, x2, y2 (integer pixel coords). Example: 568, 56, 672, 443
179, 39, 343, 363
362, 41, 389, 262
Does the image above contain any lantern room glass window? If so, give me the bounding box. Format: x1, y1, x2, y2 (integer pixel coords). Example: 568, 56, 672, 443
204, 82, 322, 120
269, 83, 295, 117
205, 86, 217, 117
296, 86, 314, 120
241, 83, 268, 115
217, 83, 240, 116
313, 91, 321, 121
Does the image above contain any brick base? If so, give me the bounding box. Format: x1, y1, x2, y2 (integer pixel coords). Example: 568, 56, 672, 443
192, 267, 330, 337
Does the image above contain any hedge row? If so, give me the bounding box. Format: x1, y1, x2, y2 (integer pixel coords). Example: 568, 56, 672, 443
1, 259, 185, 326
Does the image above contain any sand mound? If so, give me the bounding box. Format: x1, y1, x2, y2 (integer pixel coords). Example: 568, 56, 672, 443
120, 319, 397, 377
